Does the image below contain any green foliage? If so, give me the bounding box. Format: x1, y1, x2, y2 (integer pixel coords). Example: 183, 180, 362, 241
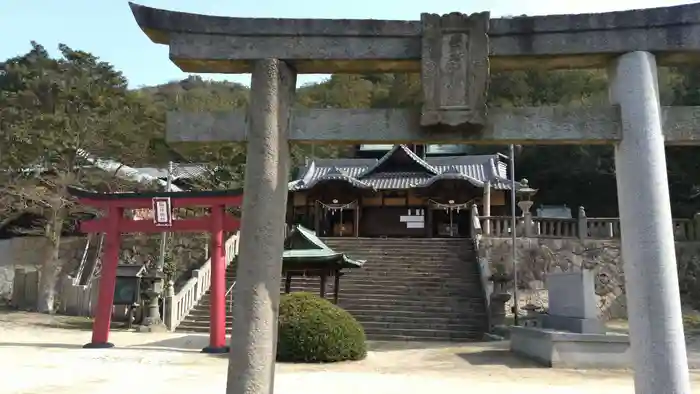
276, 292, 367, 363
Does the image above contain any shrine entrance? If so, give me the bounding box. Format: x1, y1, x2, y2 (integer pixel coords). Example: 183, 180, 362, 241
69, 187, 242, 353
428, 199, 473, 238
315, 200, 359, 237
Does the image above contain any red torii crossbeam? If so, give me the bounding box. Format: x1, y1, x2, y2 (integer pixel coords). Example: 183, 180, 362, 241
69, 187, 242, 353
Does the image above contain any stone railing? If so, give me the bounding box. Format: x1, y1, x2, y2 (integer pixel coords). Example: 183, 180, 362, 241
478, 206, 700, 241
164, 232, 240, 331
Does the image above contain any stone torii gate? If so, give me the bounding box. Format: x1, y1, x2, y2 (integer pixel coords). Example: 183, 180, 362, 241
129, 3, 700, 393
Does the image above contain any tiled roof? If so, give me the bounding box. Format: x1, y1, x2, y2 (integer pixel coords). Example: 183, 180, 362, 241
302, 167, 374, 190
290, 145, 520, 191
132, 164, 210, 181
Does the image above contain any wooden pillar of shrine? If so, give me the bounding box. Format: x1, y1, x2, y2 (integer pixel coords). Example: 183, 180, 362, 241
83, 206, 123, 349
202, 204, 228, 353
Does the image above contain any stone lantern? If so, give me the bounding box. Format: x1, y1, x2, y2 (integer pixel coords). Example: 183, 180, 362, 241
516, 179, 538, 237
138, 269, 166, 332
516, 178, 538, 215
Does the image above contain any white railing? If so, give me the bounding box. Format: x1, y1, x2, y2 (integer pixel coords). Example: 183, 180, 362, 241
164, 232, 240, 331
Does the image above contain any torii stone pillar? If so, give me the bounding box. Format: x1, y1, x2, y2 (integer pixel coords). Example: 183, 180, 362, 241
226, 59, 296, 394
609, 51, 691, 394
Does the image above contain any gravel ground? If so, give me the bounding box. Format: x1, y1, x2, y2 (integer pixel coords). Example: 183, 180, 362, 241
2, 311, 700, 393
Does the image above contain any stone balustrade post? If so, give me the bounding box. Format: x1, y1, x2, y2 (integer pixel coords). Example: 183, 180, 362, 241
578, 206, 588, 239
693, 213, 700, 241
523, 212, 534, 237
470, 204, 480, 238
164, 280, 175, 331
192, 269, 201, 299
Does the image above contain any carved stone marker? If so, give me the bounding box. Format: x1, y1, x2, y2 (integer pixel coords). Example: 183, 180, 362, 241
420, 12, 489, 130
543, 270, 605, 334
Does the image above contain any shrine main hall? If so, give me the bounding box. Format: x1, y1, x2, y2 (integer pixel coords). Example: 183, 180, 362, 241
286, 144, 517, 238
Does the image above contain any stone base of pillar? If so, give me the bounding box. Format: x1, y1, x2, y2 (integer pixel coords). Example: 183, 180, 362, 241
201, 345, 230, 354
82, 342, 115, 349
136, 323, 168, 333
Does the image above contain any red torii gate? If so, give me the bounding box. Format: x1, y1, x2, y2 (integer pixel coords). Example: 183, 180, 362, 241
69, 187, 242, 353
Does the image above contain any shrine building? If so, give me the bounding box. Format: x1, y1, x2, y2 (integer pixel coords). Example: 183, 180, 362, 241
286, 144, 516, 238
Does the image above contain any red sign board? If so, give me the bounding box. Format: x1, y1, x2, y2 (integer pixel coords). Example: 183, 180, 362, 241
152, 197, 172, 227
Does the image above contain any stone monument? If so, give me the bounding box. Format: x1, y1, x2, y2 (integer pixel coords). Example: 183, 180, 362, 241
127, 3, 700, 393
511, 269, 631, 369
541, 270, 605, 334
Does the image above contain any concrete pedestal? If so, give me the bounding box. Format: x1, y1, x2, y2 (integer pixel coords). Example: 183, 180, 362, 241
510, 326, 631, 369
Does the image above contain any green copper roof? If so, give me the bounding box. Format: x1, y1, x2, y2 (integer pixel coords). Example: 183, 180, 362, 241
283, 225, 365, 270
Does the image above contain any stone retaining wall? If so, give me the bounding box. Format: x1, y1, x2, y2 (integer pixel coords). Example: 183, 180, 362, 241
479, 237, 700, 320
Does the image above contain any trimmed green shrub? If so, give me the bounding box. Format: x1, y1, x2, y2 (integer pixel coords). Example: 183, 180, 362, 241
276, 292, 367, 363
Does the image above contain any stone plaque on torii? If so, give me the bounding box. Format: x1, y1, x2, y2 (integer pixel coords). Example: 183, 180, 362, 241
127, 3, 700, 393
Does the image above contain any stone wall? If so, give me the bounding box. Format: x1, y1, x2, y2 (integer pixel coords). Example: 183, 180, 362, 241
0, 236, 85, 303
478, 237, 700, 320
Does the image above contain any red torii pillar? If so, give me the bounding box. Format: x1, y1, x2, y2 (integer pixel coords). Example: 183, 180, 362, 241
69, 187, 242, 353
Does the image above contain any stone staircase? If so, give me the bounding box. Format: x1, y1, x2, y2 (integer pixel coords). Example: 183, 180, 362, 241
177, 237, 488, 341
176, 265, 237, 333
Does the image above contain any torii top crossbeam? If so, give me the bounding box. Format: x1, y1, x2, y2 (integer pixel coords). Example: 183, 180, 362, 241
129, 2, 700, 74
129, 2, 700, 146
70, 187, 242, 233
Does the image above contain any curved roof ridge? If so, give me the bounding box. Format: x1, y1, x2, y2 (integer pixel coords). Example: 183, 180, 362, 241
298, 166, 374, 191
357, 145, 438, 179
326, 166, 346, 176
419, 168, 485, 189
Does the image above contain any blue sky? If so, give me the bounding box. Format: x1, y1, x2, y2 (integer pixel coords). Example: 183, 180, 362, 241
1, 0, 696, 88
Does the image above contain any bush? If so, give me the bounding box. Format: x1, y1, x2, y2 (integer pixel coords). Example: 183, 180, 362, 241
277, 292, 367, 363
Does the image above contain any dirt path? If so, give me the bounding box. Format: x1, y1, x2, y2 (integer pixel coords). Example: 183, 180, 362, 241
2, 311, 700, 393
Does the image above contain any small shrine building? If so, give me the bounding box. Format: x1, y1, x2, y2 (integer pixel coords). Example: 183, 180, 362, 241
287, 144, 517, 238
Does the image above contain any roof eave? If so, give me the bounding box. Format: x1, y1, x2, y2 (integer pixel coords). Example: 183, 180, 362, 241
129, 2, 174, 45
419, 175, 485, 189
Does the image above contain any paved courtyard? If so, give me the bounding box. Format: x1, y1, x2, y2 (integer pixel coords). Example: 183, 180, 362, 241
2, 311, 700, 393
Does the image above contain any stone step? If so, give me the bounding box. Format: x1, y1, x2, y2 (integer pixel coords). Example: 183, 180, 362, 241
359, 320, 483, 331
333, 251, 474, 259
176, 237, 487, 341
337, 271, 480, 279
276, 284, 483, 294
191, 304, 485, 316
281, 286, 483, 297
347, 259, 475, 266
363, 332, 483, 342
179, 317, 485, 335
344, 261, 477, 268
328, 246, 473, 252
344, 308, 484, 317
343, 309, 486, 321
340, 303, 485, 314
322, 237, 471, 243
286, 277, 482, 286
361, 327, 484, 339
329, 278, 481, 287
184, 306, 485, 322
328, 243, 472, 248
175, 324, 483, 342
196, 296, 485, 310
